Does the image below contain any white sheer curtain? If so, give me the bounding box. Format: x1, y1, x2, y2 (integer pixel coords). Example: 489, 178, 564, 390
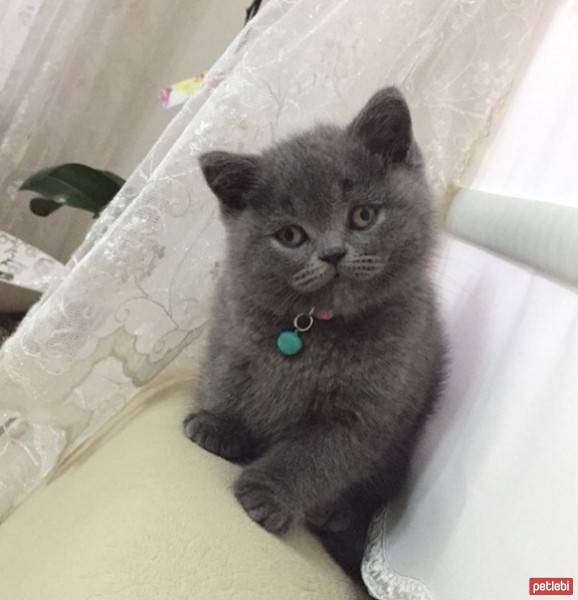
0, 0, 247, 267
0, 0, 551, 595
1, 0, 170, 262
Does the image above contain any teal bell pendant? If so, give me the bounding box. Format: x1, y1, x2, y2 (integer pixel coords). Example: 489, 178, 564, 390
276, 330, 303, 356
276, 309, 315, 357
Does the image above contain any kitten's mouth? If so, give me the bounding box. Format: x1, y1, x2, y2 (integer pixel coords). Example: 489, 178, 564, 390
290, 264, 337, 295
291, 255, 386, 297
288, 257, 386, 317
298, 275, 346, 315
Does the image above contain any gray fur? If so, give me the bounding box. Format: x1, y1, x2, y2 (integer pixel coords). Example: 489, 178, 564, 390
184, 87, 446, 583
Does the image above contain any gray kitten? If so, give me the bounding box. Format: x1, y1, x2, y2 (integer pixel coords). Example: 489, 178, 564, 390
184, 87, 446, 583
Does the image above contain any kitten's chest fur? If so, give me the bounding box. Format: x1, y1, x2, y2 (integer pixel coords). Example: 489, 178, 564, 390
243, 323, 363, 425
205, 292, 427, 442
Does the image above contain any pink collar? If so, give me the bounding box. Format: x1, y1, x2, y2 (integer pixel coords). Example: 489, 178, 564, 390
316, 308, 334, 321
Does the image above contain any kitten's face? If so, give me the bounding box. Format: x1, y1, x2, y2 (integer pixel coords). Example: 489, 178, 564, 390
200, 88, 434, 317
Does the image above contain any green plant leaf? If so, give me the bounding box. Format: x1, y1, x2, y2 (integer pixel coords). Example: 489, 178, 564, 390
29, 197, 63, 217
20, 164, 123, 215
101, 170, 126, 187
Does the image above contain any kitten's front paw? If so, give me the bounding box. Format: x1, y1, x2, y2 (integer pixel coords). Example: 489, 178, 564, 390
184, 411, 250, 461
234, 468, 294, 534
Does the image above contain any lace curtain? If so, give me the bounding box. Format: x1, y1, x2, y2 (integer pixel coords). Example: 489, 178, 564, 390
0, 0, 550, 596
0, 0, 246, 268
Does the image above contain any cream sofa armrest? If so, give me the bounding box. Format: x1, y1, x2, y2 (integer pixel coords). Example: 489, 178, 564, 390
0, 383, 361, 600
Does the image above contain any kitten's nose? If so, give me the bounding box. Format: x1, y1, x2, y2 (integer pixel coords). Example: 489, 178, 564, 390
319, 247, 346, 265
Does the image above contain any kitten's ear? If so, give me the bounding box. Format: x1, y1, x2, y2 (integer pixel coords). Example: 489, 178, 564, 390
199, 151, 261, 214
348, 87, 412, 164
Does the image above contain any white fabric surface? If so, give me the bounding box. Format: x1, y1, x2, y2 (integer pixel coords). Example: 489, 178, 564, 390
366, 236, 578, 600
364, 3, 578, 597
0, 0, 549, 525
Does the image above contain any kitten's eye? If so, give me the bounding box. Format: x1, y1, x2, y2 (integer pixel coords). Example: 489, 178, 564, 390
274, 225, 308, 248
350, 206, 378, 230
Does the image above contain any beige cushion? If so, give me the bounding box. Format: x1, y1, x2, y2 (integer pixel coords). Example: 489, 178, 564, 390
0, 382, 362, 599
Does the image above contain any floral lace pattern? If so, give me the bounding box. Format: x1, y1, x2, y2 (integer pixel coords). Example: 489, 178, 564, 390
0, 0, 549, 597
0, 0, 205, 265
363, 509, 433, 600
0, 231, 67, 293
